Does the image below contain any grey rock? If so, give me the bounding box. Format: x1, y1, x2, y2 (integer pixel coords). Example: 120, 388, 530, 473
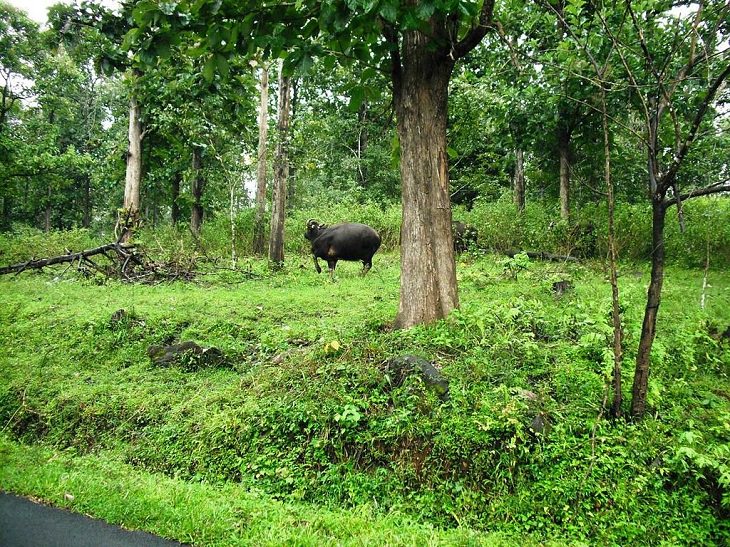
147, 341, 225, 371
384, 355, 450, 401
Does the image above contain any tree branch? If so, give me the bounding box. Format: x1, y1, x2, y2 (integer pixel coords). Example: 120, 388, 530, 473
661, 61, 730, 189
664, 184, 730, 207
450, 0, 496, 60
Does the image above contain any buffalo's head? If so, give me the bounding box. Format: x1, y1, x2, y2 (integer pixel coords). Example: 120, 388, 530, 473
305, 219, 327, 241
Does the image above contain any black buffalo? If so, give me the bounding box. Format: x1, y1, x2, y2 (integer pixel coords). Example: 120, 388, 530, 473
305, 219, 381, 278
453, 221, 478, 253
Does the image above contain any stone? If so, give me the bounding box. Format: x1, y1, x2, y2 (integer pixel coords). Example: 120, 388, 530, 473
147, 341, 225, 371
384, 355, 450, 401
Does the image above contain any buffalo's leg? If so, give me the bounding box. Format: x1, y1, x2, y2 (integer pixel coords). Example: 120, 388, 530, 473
327, 260, 337, 281
313, 256, 322, 274
361, 260, 372, 276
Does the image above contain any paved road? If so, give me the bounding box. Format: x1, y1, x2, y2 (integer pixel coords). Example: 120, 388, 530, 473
0, 492, 185, 547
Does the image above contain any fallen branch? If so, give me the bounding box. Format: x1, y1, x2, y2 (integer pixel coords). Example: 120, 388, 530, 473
0, 241, 137, 276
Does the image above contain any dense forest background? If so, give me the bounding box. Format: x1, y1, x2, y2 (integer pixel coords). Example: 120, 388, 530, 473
1, 0, 727, 260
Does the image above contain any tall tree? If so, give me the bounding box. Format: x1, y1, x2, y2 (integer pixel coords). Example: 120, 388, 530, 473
253, 64, 269, 255
269, 63, 291, 267
137, 0, 496, 329
614, 1, 730, 417
122, 71, 143, 236
190, 144, 204, 234
0, 2, 40, 228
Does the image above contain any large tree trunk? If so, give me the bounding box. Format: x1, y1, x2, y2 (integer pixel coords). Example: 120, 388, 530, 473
557, 124, 570, 221
120, 91, 143, 241
269, 64, 291, 267
392, 41, 458, 329
513, 147, 525, 212
631, 198, 666, 417
191, 146, 204, 235
253, 65, 269, 255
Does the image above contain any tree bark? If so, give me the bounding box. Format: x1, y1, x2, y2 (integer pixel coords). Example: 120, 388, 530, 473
253, 65, 269, 255
171, 174, 180, 225
513, 147, 525, 212
44, 185, 51, 233
269, 64, 291, 267
1, 195, 11, 230
631, 198, 666, 417
357, 100, 368, 188
191, 145, 204, 235
392, 36, 458, 329
120, 89, 143, 241
558, 123, 570, 221
82, 175, 91, 228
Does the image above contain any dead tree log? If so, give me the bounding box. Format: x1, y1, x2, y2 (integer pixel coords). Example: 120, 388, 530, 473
0, 241, 140, 276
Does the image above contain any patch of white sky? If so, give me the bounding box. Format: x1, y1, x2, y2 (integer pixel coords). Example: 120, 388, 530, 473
6, 0, 120, 27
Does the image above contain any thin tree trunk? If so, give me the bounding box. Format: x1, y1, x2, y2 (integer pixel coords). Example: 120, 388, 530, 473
171, 174, 180, 225
287, 78, 299, 205
392, 40, 458, 329
600, 88, 623, 418
357, 100, 368, 188
82, 175, 91, 228
269, 64, 291, 267
558, 125, 570, 221
120, 90, 143, 241
253, 65, 269, 255
44, 185, 51, 233
513, 147, 525, 212
631, 199, 666, 417
701, 233, 709, 309
191, 146, 204, 235
229, 182, 237, 268
1, 195, 10, 230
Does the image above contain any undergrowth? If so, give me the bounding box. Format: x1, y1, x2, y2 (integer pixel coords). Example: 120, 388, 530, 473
1, 248, 729, 545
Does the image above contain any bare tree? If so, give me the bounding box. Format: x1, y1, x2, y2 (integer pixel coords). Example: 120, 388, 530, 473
601, 1, 730, 417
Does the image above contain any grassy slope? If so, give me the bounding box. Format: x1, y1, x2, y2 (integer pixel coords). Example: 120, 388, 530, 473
1, 252, 729, 545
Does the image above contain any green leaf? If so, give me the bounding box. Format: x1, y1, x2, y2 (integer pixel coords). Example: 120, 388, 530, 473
121, 28, 141, 51
215, 53, 229, 79
348, 85, 365, 112
132, 1, 157, 26
361, 67, 377, 81
155, 38, 171, 60
323, 54, 337, 72
379, 0, 398, 22
202, 55, 216, 82
415, 1, 435, 20
298, 53, 314, 74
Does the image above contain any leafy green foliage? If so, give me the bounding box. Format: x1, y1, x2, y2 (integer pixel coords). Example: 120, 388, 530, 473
459, 195, 730, 267
1, 242, 729, 544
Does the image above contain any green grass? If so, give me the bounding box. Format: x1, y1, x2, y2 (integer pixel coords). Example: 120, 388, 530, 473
0, 437, 533, 546
1, 250, 729, 546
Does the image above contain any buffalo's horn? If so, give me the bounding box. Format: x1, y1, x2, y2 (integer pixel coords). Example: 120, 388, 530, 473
306, 218, 318, 226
